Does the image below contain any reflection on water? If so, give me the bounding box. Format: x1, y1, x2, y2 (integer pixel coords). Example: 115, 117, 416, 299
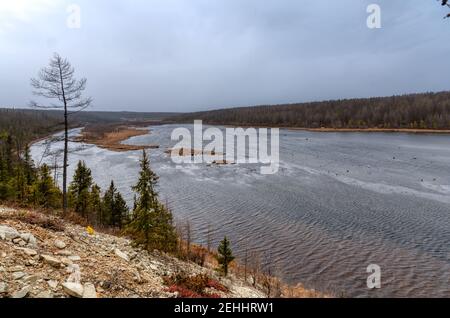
31, 125, 450, 297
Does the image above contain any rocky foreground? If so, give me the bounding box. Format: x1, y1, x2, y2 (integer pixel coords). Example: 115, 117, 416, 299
0, 206, 266, 298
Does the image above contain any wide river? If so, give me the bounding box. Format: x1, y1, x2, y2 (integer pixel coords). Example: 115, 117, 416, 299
31, 124, 450, 297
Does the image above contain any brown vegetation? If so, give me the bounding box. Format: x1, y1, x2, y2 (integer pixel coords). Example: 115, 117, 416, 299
76, 124, 159, 152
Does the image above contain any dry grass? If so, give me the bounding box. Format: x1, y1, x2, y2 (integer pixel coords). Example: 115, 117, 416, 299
76, 125, 158, 152
0, 209, 65, 232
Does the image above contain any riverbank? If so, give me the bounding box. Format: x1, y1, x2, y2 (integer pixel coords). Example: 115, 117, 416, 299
75, 125, 159, 152
209, 123, 450, 134
289, 127, 450, 134
0, 205, 325, 298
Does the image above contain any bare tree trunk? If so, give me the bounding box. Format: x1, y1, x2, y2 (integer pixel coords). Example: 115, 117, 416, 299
206, 223, 212, 252
63, 108, 68, 214
59, 59, 69, 216
31, 53, 92, 216
186, 220, 191, 259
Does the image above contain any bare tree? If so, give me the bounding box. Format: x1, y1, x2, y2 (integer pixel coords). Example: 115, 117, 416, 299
206, 223, 213, 252
31, 53, 92, 215
248, 250, 261, 287
185, 220, 192, 258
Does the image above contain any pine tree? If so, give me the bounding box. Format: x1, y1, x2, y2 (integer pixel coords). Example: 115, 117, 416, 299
216, 237, 235, 276
69, 161, 93, 218
126, 150, 177, 252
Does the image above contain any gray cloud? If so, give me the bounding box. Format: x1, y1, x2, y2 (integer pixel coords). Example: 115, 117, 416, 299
0, 0, 449, 112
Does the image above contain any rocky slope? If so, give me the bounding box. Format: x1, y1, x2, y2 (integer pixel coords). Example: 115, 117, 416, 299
0, 206, 266, 298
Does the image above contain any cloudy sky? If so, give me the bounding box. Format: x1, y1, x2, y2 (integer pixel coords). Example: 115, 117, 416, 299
0, 0, 449, 112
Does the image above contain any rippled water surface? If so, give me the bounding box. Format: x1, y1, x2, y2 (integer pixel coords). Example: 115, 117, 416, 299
31, 125, 450, 297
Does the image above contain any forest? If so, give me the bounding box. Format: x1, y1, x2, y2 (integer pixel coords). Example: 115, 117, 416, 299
173, 91, 450, 129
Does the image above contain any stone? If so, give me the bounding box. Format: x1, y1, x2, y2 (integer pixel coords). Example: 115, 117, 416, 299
13, 237, 23, 244
57, 250, 74, 256
68, 255, 81, 262
41, 255, 61, 268
61, 258, 73, 266
114, 249, 129, 262
20, 248, 38, 256
12, 271, 26, 280
0, 282, 7, 294
26, 259, 36, 266
9, 265, 24, 272
66, 264, 81, 283
62, 282, 84, 298
48, 280, 58, 289
54, 240, 67, 249
36, 290, 53, 298
23, 275, 39, 284
11, 285, 31, 298
0, 225, 20, 240
20, 233, 37, 246
82, 283, 97, 298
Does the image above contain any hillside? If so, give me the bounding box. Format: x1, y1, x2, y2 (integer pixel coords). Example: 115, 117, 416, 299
0, 206, 321, 299
172, 91, 450, 130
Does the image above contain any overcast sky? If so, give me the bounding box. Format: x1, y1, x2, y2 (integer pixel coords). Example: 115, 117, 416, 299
0, 0, 449, 112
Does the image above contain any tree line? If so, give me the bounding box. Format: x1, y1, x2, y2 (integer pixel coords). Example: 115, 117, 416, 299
173, 91, 450, 129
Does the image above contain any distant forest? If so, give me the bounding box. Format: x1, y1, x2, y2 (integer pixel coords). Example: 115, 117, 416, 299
173, 91, 450, 130
0, 108, 177, 149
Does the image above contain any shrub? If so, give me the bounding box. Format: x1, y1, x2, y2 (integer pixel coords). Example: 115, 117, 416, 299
163, 272, 227, 298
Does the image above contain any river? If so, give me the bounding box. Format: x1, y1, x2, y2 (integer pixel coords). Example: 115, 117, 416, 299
31, 124, 450, 297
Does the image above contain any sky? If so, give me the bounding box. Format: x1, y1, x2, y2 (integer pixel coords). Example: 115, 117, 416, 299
0, 0, 449, 112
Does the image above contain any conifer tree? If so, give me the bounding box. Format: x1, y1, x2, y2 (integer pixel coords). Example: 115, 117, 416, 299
23, 145, 36, 186
32, 164, 61, 208
89, 184, 102, 225
14, 164, 27, 201
102, 180, 116, 225
0, 154, 13, 201
101, 180, 128, 228
112, 191, 128, 229
126, 150, 177, 252
217, 237, 235, 276
69, 160, 93, 218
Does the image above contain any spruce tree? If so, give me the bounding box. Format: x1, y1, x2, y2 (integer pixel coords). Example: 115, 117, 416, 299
126, 150, 177, 252
101, 180, 128, 228
69, 161, 93, 218
217, 237, 235, 276
23, 145, 36, 185
102, 180, 116, 225
89, 184, 102, 225
113, 191, 128, 229
32, 164, 61, 208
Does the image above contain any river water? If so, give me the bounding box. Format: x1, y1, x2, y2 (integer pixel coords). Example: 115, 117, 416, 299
31, 124, 450, 297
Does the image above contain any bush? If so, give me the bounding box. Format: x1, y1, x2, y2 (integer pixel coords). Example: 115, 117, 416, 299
163, 272, 228, 298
